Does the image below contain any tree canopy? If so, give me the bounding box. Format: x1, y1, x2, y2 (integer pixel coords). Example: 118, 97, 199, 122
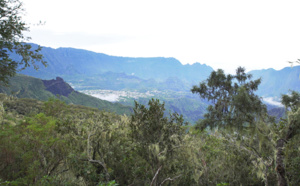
0, 0, 45, 85
0, 1, 299, 184
0, 77, 299, 185
191, 67, 267, 131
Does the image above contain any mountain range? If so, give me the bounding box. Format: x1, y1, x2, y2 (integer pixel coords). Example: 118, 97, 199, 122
17, 44, 213, 84
5, 43, 299, 123
16, 44, 300, 98
251, 67, 300, 98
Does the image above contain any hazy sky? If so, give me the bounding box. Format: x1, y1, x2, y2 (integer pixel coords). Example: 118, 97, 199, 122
23, 0, 300, 74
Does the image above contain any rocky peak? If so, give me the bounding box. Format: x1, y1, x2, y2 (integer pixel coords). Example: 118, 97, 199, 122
42, 77, 74, 97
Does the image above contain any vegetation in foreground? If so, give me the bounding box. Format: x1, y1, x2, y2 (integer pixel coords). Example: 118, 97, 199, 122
1, 0, 299, 185
0, 85, 299, 185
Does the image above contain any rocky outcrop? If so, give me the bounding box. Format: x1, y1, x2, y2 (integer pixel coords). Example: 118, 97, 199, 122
42, 77, 74, 97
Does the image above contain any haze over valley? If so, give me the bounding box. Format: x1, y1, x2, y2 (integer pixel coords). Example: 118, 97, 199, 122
1, 0, 300, 184
10, 44, 299, 123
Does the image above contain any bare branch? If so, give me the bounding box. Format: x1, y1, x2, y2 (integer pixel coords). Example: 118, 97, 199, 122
85, 131, 110, 181
160, 174, 182, 186
150, 165, 162, 186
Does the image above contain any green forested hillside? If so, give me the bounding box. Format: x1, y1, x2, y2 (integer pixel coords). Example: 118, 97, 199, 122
15, 44, 300, 98
1, 93, 299, 185
0, 67, 298, 185
0, 74, 209, 123
0, 74, 132, 115
2, 0, 299, 185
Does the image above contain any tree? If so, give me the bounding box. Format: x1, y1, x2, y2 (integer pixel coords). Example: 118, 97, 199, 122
275, 91, 300, 186
281, 90, 300, 112
0, 113, 67, 185
191, 67, 267, 131
130, 99, 187, 185
192, 67, 300, 185
0, 0, 46, 85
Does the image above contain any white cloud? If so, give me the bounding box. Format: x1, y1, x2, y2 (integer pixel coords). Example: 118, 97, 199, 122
263, 97, 284, 107
23, 0, 300, 74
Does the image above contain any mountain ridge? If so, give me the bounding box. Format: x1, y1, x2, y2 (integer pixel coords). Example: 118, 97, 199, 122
14, 43, 300, 98
18, 44, 214, 83
0, 74, 132, 115
249, 66, 300, 97
42, 77, 74, 96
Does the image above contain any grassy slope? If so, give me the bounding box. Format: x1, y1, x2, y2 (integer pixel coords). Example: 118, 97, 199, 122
0, 75, 54, 100
0, 74, 132, 115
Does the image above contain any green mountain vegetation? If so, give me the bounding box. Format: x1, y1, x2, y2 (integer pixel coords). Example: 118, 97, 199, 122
0, 74, 284, 124
119, 96, 207, 124
191, 68, 300, 186
0, 65, 298, 185
1, 1, 299, 184
0, 74, 207, 123
15, 44, 300, 99
0, 89, 299, 185
12, 44, 296, 124
0, 74, 132, 115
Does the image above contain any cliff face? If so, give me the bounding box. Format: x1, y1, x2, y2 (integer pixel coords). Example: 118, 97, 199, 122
42, 77, 74, 97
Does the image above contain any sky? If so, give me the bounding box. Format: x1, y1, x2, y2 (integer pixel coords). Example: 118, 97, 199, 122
23, 0, 300, 74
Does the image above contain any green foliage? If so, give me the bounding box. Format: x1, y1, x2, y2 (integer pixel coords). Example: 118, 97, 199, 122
1, 2, 298, 184
0, 111, 66, 185
281, 90, 300, 112
0, 0, 46, 85
98, 180, 118, 186
0, 75, 55, 100
192, 67, 267, 131
43, 97, 68, 117
0, 75, 133, 115
1, 95, 43, 115
285, 132, 300, 185
130, 99, 186, 147
216, 182, 229, 186
129, 99, 188, 184
271, 91, 300, 185
0, 92, 299, 185
120, 95, 207, 124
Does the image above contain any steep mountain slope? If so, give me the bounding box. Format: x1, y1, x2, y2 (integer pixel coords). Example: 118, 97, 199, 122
43, 77, 74, 96
249, 66, 300, 97
71, 72, 192, 92
0, 74, 132, 115
9, 43, 293, 123
16, 44, 299, 98
17, 44, 214, 83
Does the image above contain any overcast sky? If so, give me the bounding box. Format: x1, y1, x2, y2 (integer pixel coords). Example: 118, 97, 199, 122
23, 0, 300, 74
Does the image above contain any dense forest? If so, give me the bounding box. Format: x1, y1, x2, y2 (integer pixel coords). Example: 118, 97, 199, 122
1, 0, 300, 185
1, 69, 300, 185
